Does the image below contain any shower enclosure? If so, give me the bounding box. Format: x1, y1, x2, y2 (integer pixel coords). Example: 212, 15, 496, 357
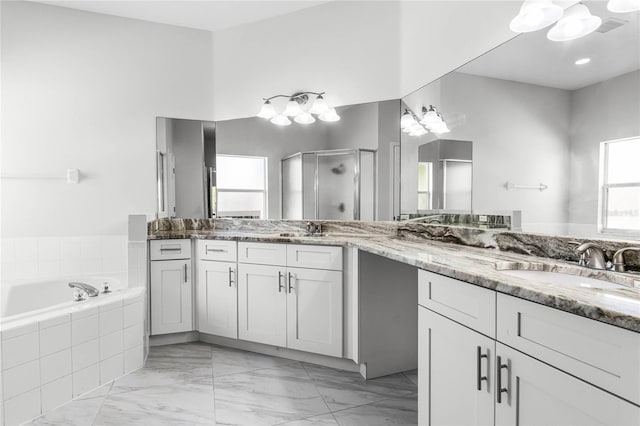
282, 149, 376, 220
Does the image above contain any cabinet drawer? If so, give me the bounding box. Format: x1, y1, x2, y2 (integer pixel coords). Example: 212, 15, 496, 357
286, 245, 342, 271
149, 239, 191, 260
238, 242, 287, 266
418, 269, 496, 338
197, 240, 237, 262
497, 293, 640, 406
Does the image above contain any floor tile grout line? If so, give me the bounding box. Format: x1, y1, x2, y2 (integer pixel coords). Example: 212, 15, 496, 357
90, 380, 115, 426
300, 362, 335, 416
211, 359, 303, 379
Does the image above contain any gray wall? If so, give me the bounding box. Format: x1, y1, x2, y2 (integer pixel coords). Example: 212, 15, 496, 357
568, 70, 640, 235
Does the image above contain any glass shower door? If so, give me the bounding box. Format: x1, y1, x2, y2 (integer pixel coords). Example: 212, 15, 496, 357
317, 152, 356, 220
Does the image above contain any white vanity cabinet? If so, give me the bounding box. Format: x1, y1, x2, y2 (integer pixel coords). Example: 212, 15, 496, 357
237, 242, 343, 357
149, 239, 193, 335
196, 240, 238, 339
418, 269, 640, 426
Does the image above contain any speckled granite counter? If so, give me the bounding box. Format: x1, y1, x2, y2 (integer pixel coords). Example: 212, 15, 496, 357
148, 220, 640, 333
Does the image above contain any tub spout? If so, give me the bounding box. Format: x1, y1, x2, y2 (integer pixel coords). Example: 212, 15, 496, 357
68, 282, 100, 297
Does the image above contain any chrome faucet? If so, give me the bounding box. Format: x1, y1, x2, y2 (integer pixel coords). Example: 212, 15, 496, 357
575, 242, 608, 270
305, 221, 322, 235
68, 282, 100, 297
611, 247, 640, 272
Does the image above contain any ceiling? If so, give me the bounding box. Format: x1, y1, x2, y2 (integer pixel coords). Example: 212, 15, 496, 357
32, 0, 329, 32
459, 1, 640, 90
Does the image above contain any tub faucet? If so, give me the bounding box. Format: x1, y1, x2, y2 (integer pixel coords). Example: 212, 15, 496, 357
575, 243, 608, 270
68, 282, 100, 297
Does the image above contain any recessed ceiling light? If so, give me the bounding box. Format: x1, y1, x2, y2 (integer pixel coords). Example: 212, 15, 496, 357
575, 58, 591, 65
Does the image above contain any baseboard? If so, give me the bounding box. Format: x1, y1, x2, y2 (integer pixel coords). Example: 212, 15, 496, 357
199, 333, 361, 373
150, 331, 199, 346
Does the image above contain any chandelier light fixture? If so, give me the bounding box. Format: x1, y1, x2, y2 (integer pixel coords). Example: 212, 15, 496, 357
401, 106, 450, 137
510, 0, 639, 42
257, 92, 340, 126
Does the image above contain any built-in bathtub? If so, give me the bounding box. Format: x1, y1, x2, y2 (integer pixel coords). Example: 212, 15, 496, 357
0, 274, 147, 426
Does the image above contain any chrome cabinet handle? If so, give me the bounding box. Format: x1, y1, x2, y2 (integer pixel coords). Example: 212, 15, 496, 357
278, 271, 284, 293
206, 247, 225, 253
477, 346, 488, 391
183, 263, 188, 283
288, 273, 294, 293
160, 247, 181, 252
228, 267, 235, 287
496, 355, 509, 403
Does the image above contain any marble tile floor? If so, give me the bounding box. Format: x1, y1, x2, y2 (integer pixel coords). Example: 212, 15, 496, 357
27, 342, 418, 426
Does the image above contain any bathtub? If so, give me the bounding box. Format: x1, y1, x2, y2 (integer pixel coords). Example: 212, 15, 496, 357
0, 275, 147, 426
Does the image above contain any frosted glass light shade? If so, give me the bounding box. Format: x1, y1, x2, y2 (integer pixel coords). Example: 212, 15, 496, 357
432, 121, 450, 134
319, 108, 340, 122
270, 114, 292, 126
401, 111, 417, 129
510, 0, 563, 33
421, 108, 441, 129
547, 4, 602, 42
607, 0, 640, 13
284, 99, 303, 117
294, 112, 316, 124
309, 95, 330, 115
409, 126, 428, 137
257, 101, 277, 119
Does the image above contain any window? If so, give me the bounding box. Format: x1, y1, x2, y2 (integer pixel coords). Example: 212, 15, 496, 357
216, 155, 267, 219
600, 137, 640, 233
418, 162, 433, 211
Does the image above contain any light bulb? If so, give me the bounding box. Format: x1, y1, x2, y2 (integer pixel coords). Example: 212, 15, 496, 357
294, 112, 316, 125
284, 99, 303, 117
510, 0, 563, 33
257, 100, 276, 119
607, 0, 640, 13
270, 114, 291, 126
309, 95, 330, 115
319, 108, 340, 122
547, 4, 602, 42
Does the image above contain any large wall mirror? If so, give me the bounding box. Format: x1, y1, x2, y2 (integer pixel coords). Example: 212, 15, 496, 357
401, 0, 639, 239
215, 100, 401, 221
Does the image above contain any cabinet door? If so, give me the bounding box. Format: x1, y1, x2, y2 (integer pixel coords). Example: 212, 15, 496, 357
237, 263, 287, 347
150, 259, 193, 335
286, 267, 343, 357
197, 260, 237, 339
495, 342, 640, 426
418, 307, 495, 426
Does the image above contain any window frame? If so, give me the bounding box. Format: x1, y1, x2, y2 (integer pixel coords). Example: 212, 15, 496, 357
417, 161, 433, 211
216, 154, 268, 219
598, 136, 640, 236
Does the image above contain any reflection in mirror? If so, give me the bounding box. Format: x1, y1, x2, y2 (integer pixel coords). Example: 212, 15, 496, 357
401, 1, 639, 239
156, 117, 216, 219
216, 100, 400, 220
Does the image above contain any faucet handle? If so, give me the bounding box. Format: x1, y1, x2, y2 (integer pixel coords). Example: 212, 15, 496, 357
73, 288, 87, 302
102, 282, 112, 294
612, 247, 640, 272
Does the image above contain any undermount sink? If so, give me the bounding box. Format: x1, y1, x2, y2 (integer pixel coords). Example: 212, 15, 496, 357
499, 268, 627, 290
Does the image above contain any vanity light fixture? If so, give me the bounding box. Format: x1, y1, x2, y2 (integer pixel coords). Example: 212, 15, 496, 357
401, 106, 451, 136
509, 0, 563, 32
607, 0, 640, 13
547, 3, 602, 41
575, 57, 591, 65
257, 92, 339, 126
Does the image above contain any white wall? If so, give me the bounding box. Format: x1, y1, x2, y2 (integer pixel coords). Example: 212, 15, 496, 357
399, 1, 520, 97
212, 1, 402, 120
1, 1, 214, 238
568, 70, 640, 235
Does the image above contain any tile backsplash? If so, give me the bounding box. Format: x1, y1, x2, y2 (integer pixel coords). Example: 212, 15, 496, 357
1, 236, 127, 283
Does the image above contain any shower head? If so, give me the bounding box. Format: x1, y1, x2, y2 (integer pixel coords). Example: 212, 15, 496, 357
331, 163, 346, 174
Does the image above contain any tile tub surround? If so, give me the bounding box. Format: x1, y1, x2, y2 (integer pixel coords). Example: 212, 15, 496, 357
0, 288, 146, 426
148, 219, 640, 332
26, 343, 417, 426
1, 236, 128, 283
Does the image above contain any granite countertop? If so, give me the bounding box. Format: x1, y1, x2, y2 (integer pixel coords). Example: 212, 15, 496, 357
148, 229, 640, 333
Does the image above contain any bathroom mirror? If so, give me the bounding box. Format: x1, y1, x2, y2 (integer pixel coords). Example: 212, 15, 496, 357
215, 100, 400, 221
156, 117, 216, 219
401, 0, 640, 239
